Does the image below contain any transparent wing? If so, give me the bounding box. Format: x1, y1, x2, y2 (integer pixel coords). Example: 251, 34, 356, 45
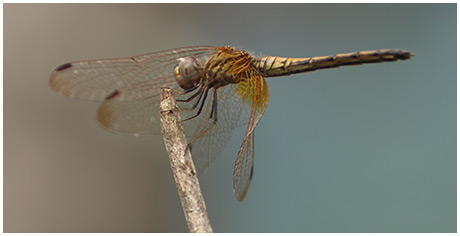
96, 75, 187, 136
186, 84, 249, 175
233, 131, 255, 201
233, 75, 270, 201
50, 46, 218, 136
50, 46, 217, 101
187, 72, 269, 200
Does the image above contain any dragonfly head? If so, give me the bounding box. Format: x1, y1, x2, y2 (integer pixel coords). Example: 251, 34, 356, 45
174, 57, 204, 90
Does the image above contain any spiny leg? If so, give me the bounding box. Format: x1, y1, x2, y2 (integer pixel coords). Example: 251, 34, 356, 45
166, 83, 199, 97
176, 85, 204, 103
209, 88, 218, 122
182, 86, 211, 122
187, 88, 219, 145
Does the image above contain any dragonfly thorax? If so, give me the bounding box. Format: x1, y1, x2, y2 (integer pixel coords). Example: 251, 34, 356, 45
174, 57, 203, 90
202, 47, 259, 89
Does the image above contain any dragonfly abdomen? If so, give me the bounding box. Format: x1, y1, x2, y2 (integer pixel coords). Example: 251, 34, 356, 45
256, 49, 412, 77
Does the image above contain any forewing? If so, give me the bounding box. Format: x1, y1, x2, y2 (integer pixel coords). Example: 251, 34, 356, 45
50, 46, 217, 101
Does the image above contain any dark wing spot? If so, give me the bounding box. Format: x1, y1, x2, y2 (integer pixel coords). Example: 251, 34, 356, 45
131, 57, 140, 63
249, 166, 254, 180
56, 63, 72, 71
105, 90, 120, 100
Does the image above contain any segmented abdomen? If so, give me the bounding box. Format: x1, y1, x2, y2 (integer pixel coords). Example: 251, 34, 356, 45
256, 49, 412, 77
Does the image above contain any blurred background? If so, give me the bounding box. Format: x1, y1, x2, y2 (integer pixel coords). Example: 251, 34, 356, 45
4, 4, 456, 233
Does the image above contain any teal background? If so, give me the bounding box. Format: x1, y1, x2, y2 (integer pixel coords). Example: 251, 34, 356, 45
4, 4, 456, 232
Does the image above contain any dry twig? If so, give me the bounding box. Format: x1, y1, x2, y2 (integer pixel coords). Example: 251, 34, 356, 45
159, 87, 213, 233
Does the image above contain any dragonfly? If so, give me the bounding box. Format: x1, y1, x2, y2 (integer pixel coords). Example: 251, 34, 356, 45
50, 46, 412, 201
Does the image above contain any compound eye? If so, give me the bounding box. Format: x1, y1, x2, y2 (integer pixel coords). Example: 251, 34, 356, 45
174, 57, 203, 90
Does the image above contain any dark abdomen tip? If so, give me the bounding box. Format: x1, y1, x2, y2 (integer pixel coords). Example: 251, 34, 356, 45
388, 49, 413, 60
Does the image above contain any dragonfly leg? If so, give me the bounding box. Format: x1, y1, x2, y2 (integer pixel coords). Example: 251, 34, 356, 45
209, 88, 218, 122
182, 86, 211, 122
178, 86, 207, 115
187, 89, 219, 146
173, 84, 200, 98
176, 83, 207, 104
